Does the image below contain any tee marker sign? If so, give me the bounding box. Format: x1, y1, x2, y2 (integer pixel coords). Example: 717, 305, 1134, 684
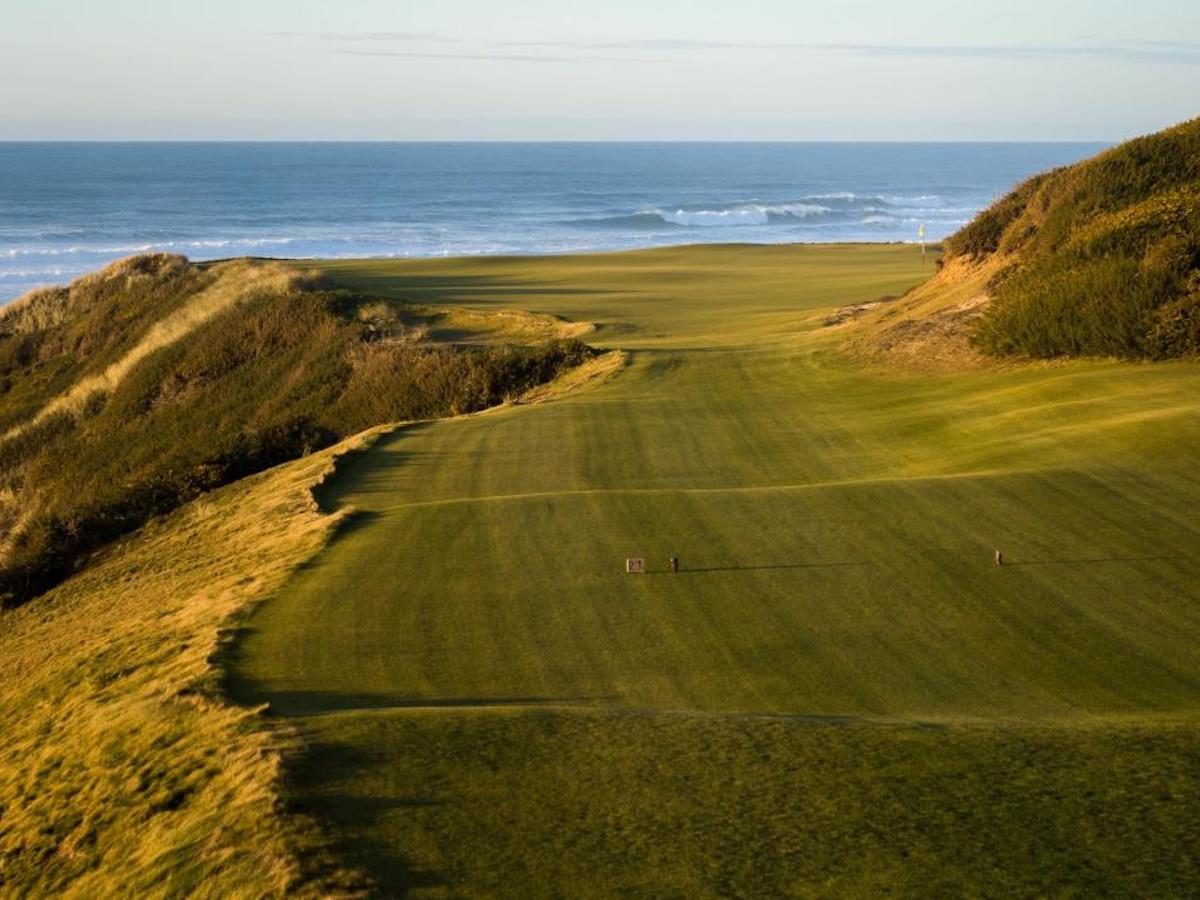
626, 558, 646, 574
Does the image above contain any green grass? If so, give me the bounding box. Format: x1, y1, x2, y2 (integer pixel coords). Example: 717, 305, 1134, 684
291, 712, 1200, 898
228, 244, 1200, 896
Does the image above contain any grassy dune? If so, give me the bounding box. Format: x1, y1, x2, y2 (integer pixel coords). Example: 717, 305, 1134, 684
2, 258, 302, 439
228, 245, 1200, 895
945, 117, 1200, 360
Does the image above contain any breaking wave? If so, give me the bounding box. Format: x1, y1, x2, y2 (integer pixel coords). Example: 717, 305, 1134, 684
574, 200, 848, 230
657, 202, 832, 227
1, 237, 296, 259
569, 193, 966, 231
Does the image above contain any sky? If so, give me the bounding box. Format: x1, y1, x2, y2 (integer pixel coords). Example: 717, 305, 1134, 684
0, 0, 1197, 141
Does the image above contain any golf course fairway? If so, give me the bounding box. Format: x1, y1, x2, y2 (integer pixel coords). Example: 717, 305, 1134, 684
229, 245, 1200, 897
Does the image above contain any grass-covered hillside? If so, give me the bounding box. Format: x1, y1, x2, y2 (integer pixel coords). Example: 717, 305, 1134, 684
5, 243, 1200, 896
945, 117, 1200, 359
0, 255, 592, 607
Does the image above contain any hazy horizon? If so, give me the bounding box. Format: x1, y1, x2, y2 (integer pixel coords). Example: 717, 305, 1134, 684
1, 0, 1195, 142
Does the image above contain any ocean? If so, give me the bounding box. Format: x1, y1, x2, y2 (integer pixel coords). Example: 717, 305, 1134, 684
0, 141, 1106, 303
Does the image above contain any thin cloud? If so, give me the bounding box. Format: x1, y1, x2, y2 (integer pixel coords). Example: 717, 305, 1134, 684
337, 49, 668, 65
508, 39, 741, 51
841, 41, 1200, 64
271, 31, 665, 62
1118, 39, 1200, 50
268, 31, 458, 44
338, 49, 568, 63
274, 30, 1200, 66
501, 37, 1200, 64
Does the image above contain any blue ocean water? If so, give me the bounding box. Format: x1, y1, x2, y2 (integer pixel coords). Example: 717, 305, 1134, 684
0, 142, 1105, 302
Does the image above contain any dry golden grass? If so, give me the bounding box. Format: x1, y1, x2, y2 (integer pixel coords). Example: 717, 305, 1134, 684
4, 242, 1199, 895
0, 429, 389, 898
0, 286, 71, 336
0, 255, 191, 337
1, 259, 311, 441
418, 305, 593, 345
843, 253, 1008, 370
515, 349, 626, 405
328, 294, 592, 347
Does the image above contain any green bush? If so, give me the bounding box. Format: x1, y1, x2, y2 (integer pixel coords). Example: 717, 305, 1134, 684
946, 117, 1200, 359
973, 257, 1176, 358
1145, 292, 1200, 359
944, 172, 1053, 259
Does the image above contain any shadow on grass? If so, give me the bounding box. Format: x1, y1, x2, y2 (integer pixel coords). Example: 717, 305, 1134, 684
246, 689, 610, 717
652, 561, 875, 575
1004, 555, 1179, 568
290, 740, 451, 896
328, 272, 630, 307
321, 509, 385, 550
311, 423, 437, 510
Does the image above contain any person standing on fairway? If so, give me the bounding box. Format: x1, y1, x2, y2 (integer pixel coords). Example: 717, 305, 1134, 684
670, 556, 679, 574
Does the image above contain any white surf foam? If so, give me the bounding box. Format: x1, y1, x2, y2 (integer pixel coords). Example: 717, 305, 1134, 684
651, 202, 831, 227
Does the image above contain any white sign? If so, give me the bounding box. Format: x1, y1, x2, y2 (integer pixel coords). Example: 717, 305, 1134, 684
626, 558, 646, 574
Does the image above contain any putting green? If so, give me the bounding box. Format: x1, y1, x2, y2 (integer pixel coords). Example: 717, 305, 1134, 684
230, 245, 1200, 896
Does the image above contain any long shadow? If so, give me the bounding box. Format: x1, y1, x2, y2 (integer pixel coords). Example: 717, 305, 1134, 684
1005, 555, 1179, 567
232, 511, 385, 593
301, 793, 448, 820
241, 689, 610, 718
322, 509, 384, 548
311, 423, 437, 510
326, 272, 631, 307
665, 561, 875, 574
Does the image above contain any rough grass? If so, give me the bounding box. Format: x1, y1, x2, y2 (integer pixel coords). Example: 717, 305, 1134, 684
0, 429, 389, 898
946, 117, 1200, 359
845, 251, 997, 369
1, 258, 309, 439
856, 118, 1200, 366
227, 244, 1200, 896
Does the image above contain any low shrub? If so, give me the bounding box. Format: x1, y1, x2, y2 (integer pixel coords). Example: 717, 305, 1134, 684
945, 116, 1200, 359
